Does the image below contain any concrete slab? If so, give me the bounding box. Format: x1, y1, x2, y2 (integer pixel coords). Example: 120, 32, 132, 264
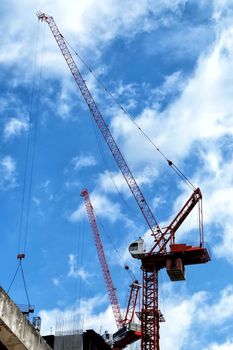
0, 287, 52, 350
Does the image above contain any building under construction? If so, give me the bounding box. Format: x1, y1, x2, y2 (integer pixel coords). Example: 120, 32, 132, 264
0, 287, 111, 350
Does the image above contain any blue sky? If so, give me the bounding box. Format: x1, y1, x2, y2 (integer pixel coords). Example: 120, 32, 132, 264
1, 1, 233, 349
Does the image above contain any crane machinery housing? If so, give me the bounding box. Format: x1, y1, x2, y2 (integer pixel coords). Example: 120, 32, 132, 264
37, 12, 211, 350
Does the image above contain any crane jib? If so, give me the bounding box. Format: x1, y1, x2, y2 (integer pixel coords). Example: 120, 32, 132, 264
81, 188, 140, 340
81, 189, 123, 328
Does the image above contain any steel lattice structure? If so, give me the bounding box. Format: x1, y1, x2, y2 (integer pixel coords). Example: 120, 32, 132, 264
141, 270, 159, 349
81, 188, 123, 329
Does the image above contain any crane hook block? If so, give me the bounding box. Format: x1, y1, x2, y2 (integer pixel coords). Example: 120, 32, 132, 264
17, 253, 26, 260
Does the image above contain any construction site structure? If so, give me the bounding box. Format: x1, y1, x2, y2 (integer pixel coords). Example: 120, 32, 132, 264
81, 188, 141, 349
0, 285, 116, 350
0, 287, 52, 350
37, 12, 210, 350
44, 330, 111, 350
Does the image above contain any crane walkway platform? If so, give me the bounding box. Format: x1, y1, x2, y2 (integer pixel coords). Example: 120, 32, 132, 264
0, 287, 51, 350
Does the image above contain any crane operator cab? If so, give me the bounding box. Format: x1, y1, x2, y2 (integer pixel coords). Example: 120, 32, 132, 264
129, 237, 145, 259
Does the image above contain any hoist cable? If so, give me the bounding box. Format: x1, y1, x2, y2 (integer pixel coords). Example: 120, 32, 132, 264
7, 260, 31, 307
23, 24, 44, 254
18, 20, 41, 255
7, 261, 21, 294
64, 39, 196, 191
18, 123, 31, 254
20, 261, 31, 306
13, 20, 41, 312
96, 212, 137, 282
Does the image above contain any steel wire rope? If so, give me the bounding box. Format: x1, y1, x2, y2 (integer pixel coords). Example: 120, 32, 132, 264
64, 39, 196, 191
9, 22, 41, 303
23, 23, 44, 255
158, 268, 165, 323
67, 218, 82, 335
24, 28, 43, 252
20, 260, 31, 306
74, 218, 86, 331
7, 259, 31, 306
18, 22, 43, 310
7, 261, 21, 294
122, 286, 131, 321
93, 206, 138, 282
79, 221, 85, 332
18, 21, 40, 255
87, 206, 140, 326
73, 220, 82, 307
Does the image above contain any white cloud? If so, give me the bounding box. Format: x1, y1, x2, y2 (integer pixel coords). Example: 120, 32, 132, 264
39, 295, 115, 335
4, 117, 29, 139
160, 288, 206, 350
52, 278, 59, 286
97, 167, 157, 196
67, 254, 80, 278
0, 155, 17, 189
0, 0, 188, 126
0, 0, 186, 75
1, 156, 16, 174
159, 283, 233, 350
113, 82, 139, 110
32, 196, 40, 206
43, 0, 185, 51
76, 267, 91, 281
97, 171, 128, 195
168, 146, 233, 262
212, 0, 233, 23
69, 191, 125, 224
152, 71, 184, 106
0, 42, 24, 64
67, 254, 91, 280
68, 204, 86, 223
198, 285, 233, 326
204, 341, 233, 350
110, 20, 233, 165
71, 154, 97, 171
65, 180, 81, 190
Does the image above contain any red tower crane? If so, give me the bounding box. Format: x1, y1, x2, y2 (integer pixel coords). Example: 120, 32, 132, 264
37, 12, 210, 350
81, 188, 141, 349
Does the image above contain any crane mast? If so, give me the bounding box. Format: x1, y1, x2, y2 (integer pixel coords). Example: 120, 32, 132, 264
38, 13, 210, 350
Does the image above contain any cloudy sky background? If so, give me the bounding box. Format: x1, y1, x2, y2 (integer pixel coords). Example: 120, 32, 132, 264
1, 1, 233, 349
